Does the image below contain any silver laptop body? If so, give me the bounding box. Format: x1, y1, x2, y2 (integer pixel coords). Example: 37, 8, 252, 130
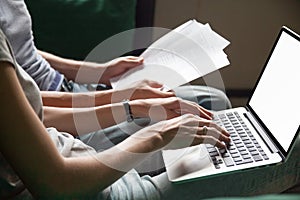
162, 26, 300, 183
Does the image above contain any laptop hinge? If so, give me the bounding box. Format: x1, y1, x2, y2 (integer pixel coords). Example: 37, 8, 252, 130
244, 112, 279, 154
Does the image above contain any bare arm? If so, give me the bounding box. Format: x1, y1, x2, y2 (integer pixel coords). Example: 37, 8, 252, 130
37, 50, 95, 83
41, 80, 175, 108
43, 95, 215, 137
0, 62, 113, 198
0, 61, 229, 198
0, 61, 155, 198
41, 90, 113, 108
38, 50, 143, 85
43, 104, 127, 137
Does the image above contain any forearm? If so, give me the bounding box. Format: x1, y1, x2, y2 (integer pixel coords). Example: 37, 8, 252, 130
41, 90, 114, 108
38, 50, 104, 83
48, 130, 160, 198
40, 87, 153, 108
1, 59, 227, 198
43, 103, 128, 136
0, 62, 158, 199
37, 105, 160, 198
38, 50, 79, 81
41, 91, 72, 107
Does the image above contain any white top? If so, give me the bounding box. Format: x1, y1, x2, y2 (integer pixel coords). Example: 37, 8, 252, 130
0, 0, 64, 91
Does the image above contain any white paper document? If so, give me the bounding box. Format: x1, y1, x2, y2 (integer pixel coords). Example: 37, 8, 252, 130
111, 20, 230, 90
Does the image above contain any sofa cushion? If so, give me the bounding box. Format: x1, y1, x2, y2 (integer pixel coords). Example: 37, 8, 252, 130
26, 0, 137, 59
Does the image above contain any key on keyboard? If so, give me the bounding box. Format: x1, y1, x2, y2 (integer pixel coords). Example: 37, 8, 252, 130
205, 111, 269, 169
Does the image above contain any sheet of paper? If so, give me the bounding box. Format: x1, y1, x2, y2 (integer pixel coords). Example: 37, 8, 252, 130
111, 20, 230, 90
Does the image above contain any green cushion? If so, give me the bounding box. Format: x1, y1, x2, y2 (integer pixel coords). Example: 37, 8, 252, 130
207, 194, 300, 200
26, 0, 137, 59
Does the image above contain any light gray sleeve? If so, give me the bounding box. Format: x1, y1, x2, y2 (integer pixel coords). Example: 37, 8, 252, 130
0, 0, 63, 91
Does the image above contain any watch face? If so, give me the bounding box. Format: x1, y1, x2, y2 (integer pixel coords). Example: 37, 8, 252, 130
123, 100, 134, 122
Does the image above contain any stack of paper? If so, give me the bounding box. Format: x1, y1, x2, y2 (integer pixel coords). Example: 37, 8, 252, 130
111, 20, 230, 90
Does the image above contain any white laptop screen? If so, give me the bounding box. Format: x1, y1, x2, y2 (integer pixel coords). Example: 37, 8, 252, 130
249, 29, 300, 152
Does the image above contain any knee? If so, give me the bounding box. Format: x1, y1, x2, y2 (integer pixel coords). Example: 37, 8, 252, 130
198, 86, 232, 111
174, 85, 232, 111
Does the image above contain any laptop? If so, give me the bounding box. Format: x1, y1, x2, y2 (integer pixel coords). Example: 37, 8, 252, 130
162, 26, 300, 183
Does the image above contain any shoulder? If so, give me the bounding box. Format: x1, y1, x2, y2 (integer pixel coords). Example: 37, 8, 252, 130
0, 29, 16, 69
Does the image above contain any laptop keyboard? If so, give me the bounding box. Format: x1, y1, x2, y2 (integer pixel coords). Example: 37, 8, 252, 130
205, 111, 269, 169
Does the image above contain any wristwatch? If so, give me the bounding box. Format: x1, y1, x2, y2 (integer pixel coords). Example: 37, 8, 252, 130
61, 78, 73, 92
122, 100, 134, 122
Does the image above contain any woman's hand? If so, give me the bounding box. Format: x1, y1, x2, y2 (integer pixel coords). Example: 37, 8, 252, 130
161, 114, 230, 149
99, 56, 143, 85
131, 114, 230, 152
130, 97, 213, 121
112, 80, 175, 102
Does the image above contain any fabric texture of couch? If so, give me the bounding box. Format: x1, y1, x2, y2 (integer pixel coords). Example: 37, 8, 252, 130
26, 0, 137, 60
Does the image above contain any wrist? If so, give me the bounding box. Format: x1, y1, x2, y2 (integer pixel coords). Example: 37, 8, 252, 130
86, 62, 106, 84
122, 100, 134, 122
128, 100, 147, 119
134, 123, 167, 152
70, 61, 105, 84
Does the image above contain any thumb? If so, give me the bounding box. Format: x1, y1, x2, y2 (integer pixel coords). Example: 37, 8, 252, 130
144, 80, 164, 88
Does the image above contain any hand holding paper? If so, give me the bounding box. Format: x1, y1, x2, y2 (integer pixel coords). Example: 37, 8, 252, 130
111, 20, 230, 90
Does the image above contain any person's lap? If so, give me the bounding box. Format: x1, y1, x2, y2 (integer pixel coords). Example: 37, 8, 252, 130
172, 85, 231, 110
43, 123, 300, 200
102, 135, 300, 200
153, 135, 300, 200
75, 84, 300, 199
207, 194, 300, 200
